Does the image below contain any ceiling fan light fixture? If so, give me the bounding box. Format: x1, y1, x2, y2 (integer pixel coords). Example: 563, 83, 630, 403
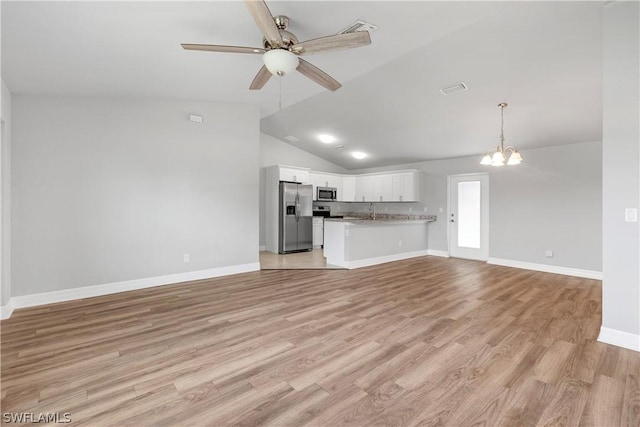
263, 49, 299, 76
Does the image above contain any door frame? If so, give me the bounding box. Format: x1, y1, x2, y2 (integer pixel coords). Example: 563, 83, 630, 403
447, 173, 490, 261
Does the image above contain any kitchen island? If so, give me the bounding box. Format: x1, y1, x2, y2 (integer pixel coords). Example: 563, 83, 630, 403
323, 215, 437, 269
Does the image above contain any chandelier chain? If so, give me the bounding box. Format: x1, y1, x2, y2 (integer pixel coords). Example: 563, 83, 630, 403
500, 103, 504, 145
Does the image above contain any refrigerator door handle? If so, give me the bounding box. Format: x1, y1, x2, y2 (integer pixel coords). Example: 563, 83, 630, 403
295, 193, 300, 222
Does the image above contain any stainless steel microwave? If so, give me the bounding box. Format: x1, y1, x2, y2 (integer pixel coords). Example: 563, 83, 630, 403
317, 187, 337, 201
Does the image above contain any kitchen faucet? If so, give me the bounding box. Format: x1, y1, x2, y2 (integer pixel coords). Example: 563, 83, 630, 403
370, 202, 377, 220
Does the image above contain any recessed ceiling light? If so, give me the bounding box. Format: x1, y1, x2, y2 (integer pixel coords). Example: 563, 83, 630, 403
352, 151, 367, 160
318, 134, 337, 144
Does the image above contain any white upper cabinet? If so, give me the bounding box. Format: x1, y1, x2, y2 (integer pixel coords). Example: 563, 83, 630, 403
354, 171, 420, 202
400, 172, 418, 201
268, 165, 419, 203
342, 176, 356, 202
368, 176, 383, 202
381, 175, 394, 201
279, 166, 310, 184
355, 175, 382, 202
392, 171, 419, 202
354, 176, 367, 202
392, 174, 404, 201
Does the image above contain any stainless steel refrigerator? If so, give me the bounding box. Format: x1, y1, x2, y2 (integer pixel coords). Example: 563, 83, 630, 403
279, 181, 313, 254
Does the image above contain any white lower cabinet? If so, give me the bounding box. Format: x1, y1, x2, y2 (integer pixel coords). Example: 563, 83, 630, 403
312, 217, 324, 247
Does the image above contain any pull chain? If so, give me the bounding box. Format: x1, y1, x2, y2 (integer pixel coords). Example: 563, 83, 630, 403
279, 76, 282, 111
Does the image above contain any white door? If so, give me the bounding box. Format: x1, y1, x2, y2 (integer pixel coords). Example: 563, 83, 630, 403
449, 174, 489, 260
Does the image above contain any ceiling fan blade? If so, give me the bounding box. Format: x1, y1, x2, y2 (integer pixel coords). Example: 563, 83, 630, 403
292, 31, 371, 56
249, 65, 272, 90
181, 44, 265, 54
244, 0, 283, 48
296, 59, 342, 92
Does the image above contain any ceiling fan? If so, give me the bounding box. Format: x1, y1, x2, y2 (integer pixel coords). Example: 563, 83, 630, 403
181, 0, 372, 92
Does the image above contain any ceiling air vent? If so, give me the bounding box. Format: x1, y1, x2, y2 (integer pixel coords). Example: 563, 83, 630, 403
339, 20, 378, 34
283, 135, 300, 142
440, 82, 468, 96
333, 145, 346, 151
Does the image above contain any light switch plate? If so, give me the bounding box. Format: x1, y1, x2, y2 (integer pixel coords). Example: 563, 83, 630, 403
625, 208, 638, 222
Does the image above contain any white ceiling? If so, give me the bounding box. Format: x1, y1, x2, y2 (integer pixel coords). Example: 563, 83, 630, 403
2, 1, 603, 169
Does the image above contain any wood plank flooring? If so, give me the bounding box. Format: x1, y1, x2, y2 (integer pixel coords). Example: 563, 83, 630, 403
1, 256, 639, 426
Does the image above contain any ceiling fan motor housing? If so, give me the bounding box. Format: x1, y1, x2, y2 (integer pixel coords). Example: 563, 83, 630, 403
263, 29, 298, 50
274, 15, 289, 29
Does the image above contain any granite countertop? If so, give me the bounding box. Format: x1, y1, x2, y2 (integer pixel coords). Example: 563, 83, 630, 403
324, 214, 437, 224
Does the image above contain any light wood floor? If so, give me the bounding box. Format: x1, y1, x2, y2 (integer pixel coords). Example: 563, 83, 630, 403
1, 257, 638, 426
260, 249, 344, 270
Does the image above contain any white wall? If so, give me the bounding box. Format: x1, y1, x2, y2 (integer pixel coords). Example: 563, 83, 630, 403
600, 1, 640, 348
1, 80, 11, 306
259, 133, 348, 248
352, 141, 603, 272
12, 95, 260, 297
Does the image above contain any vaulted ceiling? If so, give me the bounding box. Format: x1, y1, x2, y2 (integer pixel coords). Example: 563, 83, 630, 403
2, 1, 603, 169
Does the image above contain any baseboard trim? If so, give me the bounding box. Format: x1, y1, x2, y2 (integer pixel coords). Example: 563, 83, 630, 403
1, 263, 260, 320
259, 245, 266, 252
487, 257, 602, 280
427, 249, 450, 258
344, 250, 430, 269
598, 326, 640, 352
0, 299, 14, 320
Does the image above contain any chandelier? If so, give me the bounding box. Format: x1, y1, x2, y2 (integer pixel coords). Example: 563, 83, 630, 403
480, 103, 523, 166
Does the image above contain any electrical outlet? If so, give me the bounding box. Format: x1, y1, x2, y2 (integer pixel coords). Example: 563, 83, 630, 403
439, 207, 444, 213
398, 240, 403, 247
408, 207, 413, 212
545, 250, 553, 258
424, 207, 428, 212
183, 254, 190, 262
625, 208, 638, 222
